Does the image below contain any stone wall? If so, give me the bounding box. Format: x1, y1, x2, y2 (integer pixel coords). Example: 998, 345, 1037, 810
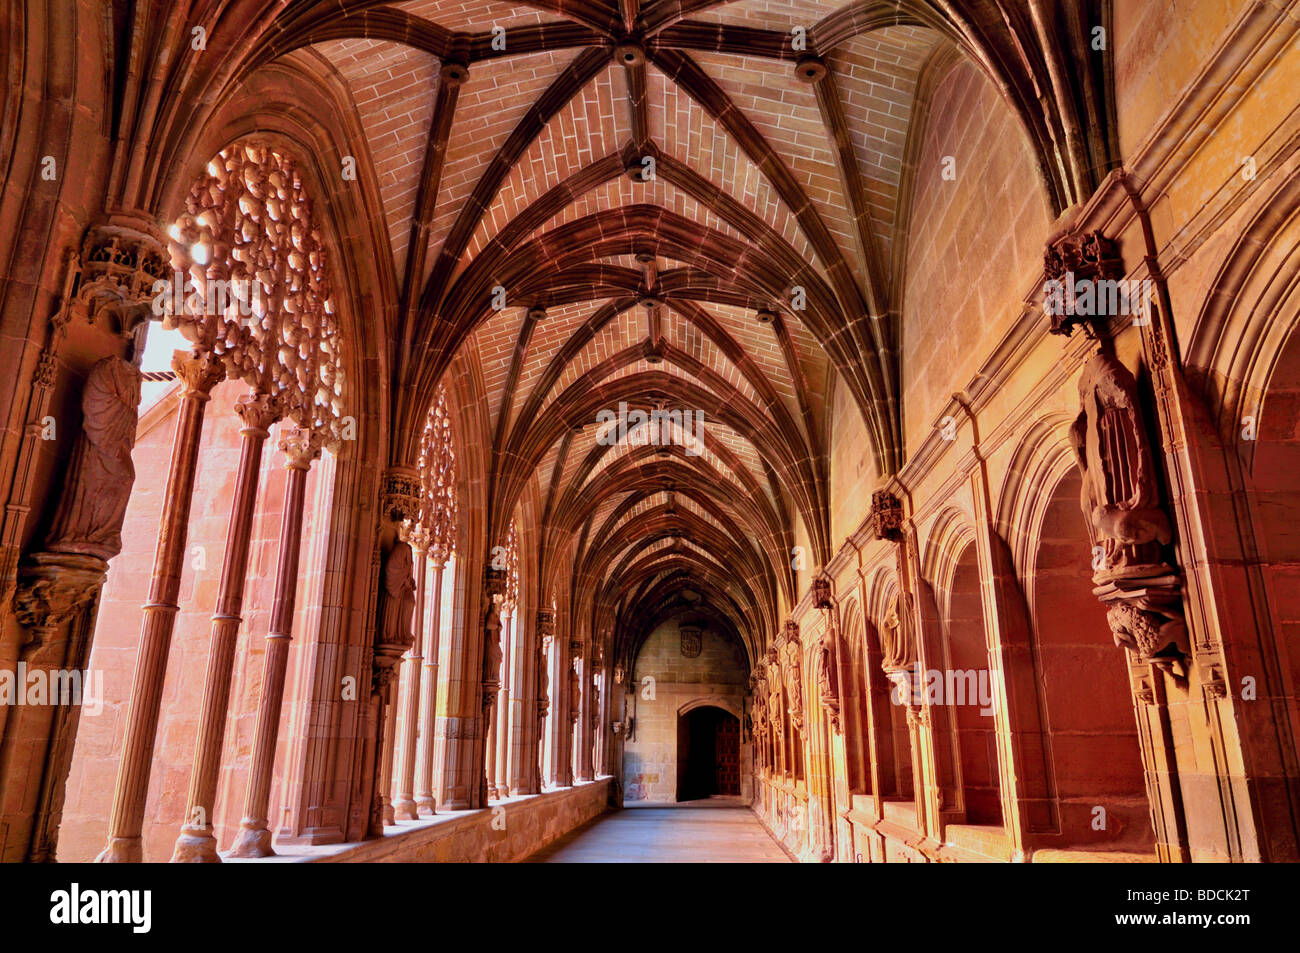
622, 621, 748, 803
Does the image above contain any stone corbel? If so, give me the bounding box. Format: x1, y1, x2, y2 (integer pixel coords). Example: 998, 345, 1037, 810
12, 553, 107, 659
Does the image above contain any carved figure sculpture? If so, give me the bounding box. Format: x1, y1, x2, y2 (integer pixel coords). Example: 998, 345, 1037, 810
879, 593, 915, 673
1070, 348, 1188, 671
1069, 349, 1171, 572
817, 624, 840, 730
45, 356, 142, 560
377, 542, 417, 651
569, 663, 581, 723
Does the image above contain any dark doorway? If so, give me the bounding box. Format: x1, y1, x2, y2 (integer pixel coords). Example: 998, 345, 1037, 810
677, 706, 740, 801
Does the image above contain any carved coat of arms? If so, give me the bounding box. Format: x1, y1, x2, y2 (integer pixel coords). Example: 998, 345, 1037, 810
680, 626, 702, 658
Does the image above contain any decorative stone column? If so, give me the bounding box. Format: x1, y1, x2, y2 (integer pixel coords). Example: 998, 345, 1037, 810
494, 604, 514, 799
97, 349, 225, 863
533, 610, 554, 792
393, 525, 430, 821
379, 677, 400, 826
569, 638, 584, 781
369, 533, 419, 837
415, 551, 446, 815
171, 392, 283, 862
226, 428, 324, 857
479, 568, 506, 805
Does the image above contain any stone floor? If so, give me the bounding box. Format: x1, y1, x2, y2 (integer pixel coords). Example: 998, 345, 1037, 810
526, 801, 791, 863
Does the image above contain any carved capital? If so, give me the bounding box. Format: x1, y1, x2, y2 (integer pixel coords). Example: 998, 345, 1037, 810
404, 524, 431, 554
537, 608, 556, 638
278, 426, 325, 470
234, 390, 284, 434
32, 348, 58, 390
171, 348, 226, 399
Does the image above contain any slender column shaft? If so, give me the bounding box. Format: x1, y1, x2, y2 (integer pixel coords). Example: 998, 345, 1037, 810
484, 689, 498, 799
227, 448, 314, 858
577, 650, 594, 782
97, 353, 223, 863
415, 561, 445, 814
171, 398, 276, 862
379, 679, 399, 826
393, 544, 428, 820
494, 609, 513, 798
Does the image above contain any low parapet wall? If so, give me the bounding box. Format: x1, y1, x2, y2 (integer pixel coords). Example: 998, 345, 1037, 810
301, 779, 612, 863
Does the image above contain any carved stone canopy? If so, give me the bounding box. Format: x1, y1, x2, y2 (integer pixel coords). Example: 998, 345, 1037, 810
812, 575, 834, 609
74, 219, 171, 335
484, 568, 508, 603
868, 490, 904, 542
1044, 231, 1124, 338
783, 619, 800, 645
381, 466, 423, 525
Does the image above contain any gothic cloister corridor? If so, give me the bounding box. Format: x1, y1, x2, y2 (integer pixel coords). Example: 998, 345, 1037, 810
0, 2, 1298, 928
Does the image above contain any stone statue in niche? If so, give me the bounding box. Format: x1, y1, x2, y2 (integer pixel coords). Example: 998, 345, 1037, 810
376, 542, 417, 652
44, 356, 142, 560
1070, 348, 1188, 673
816, 624, 840, 731
536, 637, 550, 716
482, 600, 502, 693
879, 593, 916, 673
1070, 349, 1171, 570
569, 662, 581, 723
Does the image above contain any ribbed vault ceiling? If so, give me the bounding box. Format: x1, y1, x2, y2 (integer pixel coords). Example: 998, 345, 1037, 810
170, 0, 1115, 670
